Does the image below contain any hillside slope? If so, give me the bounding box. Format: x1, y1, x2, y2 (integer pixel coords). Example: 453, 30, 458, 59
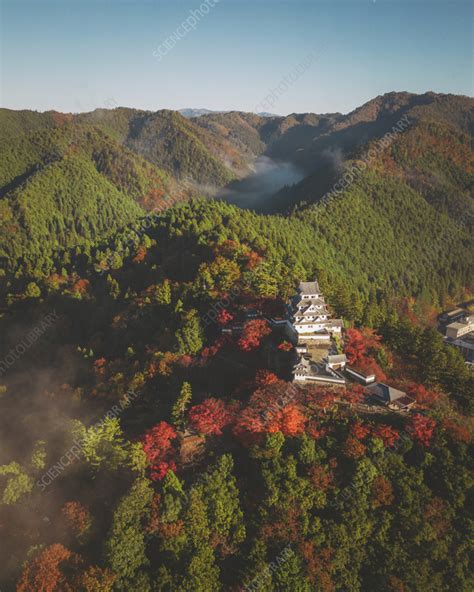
0, 123, 190, 272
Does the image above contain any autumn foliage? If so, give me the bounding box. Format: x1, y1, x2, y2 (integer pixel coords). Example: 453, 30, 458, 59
407, 383, 438, 406
188, 397, 236, 435
238, 319, 271, 351
345, 328, 386, 381
371, 476, 394, 507
61, 501, 92, 538
406, 414, 437, 447
141, 421, 178, 480
17, 544, 78, 592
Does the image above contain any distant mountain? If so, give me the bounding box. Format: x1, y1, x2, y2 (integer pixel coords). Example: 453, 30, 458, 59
0, 91, 472, 274
265, 92, 474, 224
179, 108, 226, 118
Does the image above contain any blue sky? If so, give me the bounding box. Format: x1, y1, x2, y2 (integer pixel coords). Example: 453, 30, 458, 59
0, 0, 472, 115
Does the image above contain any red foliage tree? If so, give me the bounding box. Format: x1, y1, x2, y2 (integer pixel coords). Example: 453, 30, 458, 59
238, 319, 271, 351
306, 386, 338, 414
299, 542, 335, 591
306, 420, 327, 440
345, 328, 366, 364
371, 424, 400, 448
357, 356, 387, 382
277, 340, 293, 351
342, 384, 365, 407
151, 460, 177, 481
406, 414, 437, 447
141, 421, 177, 480
423, 497, 450, 537
407, 383, 438, 406
200, 336, 227, 360
350, 421, 371, 440
93, 357, 107, 377
216, 309, 234, 325
72, 278, 89, 296
245, 250, 263, 269
232, 407, 265, 445
188, 398, 234, 435
308, 464, 333, 492
345, 328, 385, 380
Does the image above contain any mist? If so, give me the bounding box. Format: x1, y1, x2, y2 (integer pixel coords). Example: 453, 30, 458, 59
219, 155, 305, 211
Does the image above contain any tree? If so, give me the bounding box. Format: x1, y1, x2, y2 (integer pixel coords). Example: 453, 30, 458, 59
274, 404, 307, 437
141, 421, 177, 481
180, 488, 220, 591
25, 281, 41, 298
17, 544, 79, 592
72, 417, 130, 472
343, 436, 366, 459
189, 398, 234, 436
176, 309, 203, 355
196, 454, 245, 556
151, 280, 171, 305
172, 382, 193, 429
61, 500, 92, 540
77, 566, 116, 592
238, 319, 271, 351
104, 478, 154, 588
0, 462, 33, 505
406, 414, 437, 447
345, 328, 366, 364
371, 475, 394, 507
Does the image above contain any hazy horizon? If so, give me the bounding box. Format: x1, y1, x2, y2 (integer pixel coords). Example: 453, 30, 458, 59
1, 0, 472, 114
2, 89, 472, 118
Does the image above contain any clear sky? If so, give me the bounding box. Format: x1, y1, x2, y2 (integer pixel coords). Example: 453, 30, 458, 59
0, 0, 472, 115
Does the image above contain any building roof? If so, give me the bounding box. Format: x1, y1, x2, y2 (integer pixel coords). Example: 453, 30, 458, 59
367, 382, 406, 402
299, 280, 320, 295
346, 365, 376, 379
327, 354, 347, 364
295, 308, 329, 318
296, 297, 326, 307
447, 316, 474, 330
441, 308, 466, 319
294, 356, 318, 376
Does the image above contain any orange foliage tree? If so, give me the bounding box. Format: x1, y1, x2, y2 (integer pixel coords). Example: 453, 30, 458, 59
238, 319, 271, 351
17, 544, 79, 592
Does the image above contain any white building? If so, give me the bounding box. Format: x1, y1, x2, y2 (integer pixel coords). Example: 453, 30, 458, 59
290, 279, 343, 340
445, 315, 474, 340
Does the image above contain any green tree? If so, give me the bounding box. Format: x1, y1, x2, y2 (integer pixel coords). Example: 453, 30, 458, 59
104, 478, 154, 590
25, 281, 41, 298
176, 309, 203, 355
172, 381, 193, 429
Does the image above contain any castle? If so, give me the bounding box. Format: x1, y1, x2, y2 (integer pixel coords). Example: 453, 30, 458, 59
290, 279, 343, 341
289, 279, 346, 385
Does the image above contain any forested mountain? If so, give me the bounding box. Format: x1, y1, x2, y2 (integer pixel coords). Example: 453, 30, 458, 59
269, 93, 474, 221
1, 93, 473, 297
0, 194, 472, 591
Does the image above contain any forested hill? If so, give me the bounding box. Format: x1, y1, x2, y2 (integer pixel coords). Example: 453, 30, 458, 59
269, 93, 474, 222
0, 193, 473, 591
0, 92, 472, 289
